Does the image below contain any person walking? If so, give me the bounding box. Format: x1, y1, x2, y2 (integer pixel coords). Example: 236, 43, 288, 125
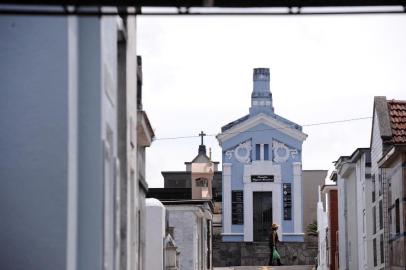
268, 223, 283, 266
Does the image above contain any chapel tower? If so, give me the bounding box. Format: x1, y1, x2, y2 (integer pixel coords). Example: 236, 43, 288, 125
185, 132, 219, 200
250, 68, 274, 115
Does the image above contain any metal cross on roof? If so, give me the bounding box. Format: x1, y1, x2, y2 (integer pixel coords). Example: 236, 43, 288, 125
199, 131, 206, 145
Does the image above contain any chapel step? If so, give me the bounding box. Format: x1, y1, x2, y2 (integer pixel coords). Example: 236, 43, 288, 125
214, 266, 314, 270
213, 241, 318, 267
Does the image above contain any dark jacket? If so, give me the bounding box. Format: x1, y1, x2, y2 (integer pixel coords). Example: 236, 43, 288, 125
268, 230, 279, 248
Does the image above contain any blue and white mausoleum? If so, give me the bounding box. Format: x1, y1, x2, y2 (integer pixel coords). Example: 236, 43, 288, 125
216, 68, 307, 243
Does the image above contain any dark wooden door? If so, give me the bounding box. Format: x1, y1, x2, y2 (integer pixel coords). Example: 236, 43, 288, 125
253, 192, 273, 242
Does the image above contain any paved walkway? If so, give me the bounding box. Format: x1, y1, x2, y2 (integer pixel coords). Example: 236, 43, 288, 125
214, 266, 314, 270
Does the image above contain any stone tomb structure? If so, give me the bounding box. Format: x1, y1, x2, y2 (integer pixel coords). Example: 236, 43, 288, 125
147, 139, 219, 270
214, 68, 318, 266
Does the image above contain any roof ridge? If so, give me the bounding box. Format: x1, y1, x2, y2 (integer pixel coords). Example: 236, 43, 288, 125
388, 99, 406, 104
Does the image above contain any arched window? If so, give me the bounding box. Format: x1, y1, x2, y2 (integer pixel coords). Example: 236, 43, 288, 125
195, 177, 208, 187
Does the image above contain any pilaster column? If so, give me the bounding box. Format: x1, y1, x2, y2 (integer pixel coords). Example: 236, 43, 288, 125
260, 144, 264, 160
243, 185, 253, 242
222, 163, 232, 234
293, 162, 303, 234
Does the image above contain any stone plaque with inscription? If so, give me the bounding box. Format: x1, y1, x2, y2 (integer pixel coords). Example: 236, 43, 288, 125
283, 183, 292, 220
232, 191, 244, 224
251, 175, 274, 182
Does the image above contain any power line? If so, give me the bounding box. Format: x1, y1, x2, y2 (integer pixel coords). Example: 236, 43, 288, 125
154, 116, 372, 141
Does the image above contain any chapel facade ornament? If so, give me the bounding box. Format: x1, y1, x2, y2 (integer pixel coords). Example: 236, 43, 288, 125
272, 140, 298, 163
225, 140, 252, 164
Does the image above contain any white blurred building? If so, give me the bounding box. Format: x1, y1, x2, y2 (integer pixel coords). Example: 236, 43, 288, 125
371, 96, 406, 270
317, 182, 338, 270
145, 198, 166, 270
335, 148, 371, 270
148, 139, 215, 270
0, 9, 150, 270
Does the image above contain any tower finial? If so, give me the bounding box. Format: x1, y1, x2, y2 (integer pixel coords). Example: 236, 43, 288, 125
198, 131, 207, 155
199, 131, 206, 145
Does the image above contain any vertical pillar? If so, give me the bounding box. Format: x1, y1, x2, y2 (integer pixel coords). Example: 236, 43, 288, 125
293, 162, 303, 234
260, 144, 264, 160
67, 15, 79, 270
222, 163, 232, 235
243, 185, 253, 242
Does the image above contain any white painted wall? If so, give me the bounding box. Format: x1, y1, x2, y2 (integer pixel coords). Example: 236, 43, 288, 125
0, 15, 73, 270
125, 10, 141, 270
0, 14, 124, 270
356, 154, 368, 270
145, 199, 166, 270
346, 167, 359, 270
317, 186, 328, 270
222, 163, 232, 235
0, 12, 141, 270
337, 162, 361, 270
337, 174, 347, 270
364, 164, 374, 270
336, 150, 372, 270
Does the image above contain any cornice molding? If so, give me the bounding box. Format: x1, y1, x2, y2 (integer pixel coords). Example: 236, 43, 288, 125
217, 113, 307, 145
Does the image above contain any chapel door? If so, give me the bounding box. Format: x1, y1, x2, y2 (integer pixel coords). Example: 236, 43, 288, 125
253, 192, 273, 242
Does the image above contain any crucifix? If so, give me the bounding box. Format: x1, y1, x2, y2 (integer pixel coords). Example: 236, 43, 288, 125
199, 131, 206, 145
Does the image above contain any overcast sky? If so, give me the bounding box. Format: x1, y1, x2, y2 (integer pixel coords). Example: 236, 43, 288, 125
137, 14, 406, 188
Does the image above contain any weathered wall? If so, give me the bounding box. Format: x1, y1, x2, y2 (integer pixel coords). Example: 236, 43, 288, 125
168, 210, 198, 270
302, 170, 328, 234
213, 236, 318, 267
388, 155, 406, 268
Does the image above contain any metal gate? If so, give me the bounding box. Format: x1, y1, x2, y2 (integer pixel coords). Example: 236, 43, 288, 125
253, 192, 273, 242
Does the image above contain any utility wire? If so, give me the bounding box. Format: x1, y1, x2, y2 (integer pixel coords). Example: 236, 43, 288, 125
154, 116, 372, 141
